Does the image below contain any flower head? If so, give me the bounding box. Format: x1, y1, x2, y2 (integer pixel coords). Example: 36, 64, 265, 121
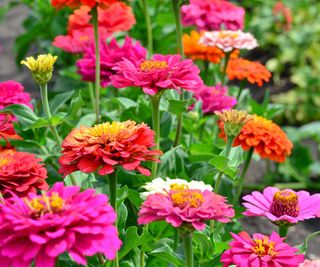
0, 150, 48, 197
216, 109, 252, 137
138, 178, 234, 231
192, 84, 237, 114
59, 120, 162, 177
221, 231, 304, 266
77, 36, 147, 87
227, 58, 272, 86
200, 30, 258, 52
111, 54, 203, 95
0, 115, 22, 151
300, 260, 320, 267
0, 182, 121, 267
242, 187, 320, 225
219, 115, 293, 162
21, 54, 58, 84
51, 0, 118, 9
181, 0, 245, 31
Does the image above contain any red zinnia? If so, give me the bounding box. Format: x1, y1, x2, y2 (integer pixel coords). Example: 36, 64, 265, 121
59, 120, 162, 177
0, 150, 48, 197
51, 0, 118, 9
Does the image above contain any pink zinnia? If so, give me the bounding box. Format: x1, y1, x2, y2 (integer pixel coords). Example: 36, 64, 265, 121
111, 54, 203, 95
221, 231, 304, 267
192, 84, 237, 114
300, 260, 320, 267
138, 188, 234, 230
242, 187, 320, 225
77, 36, 147, 87
181, 0, 245, 31
0, 182, 121, 267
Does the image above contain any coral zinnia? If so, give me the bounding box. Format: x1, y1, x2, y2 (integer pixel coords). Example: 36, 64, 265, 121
51, 0, 118, 9
192, 84, 237, 114
242, 187, 320, 225
181, 0, 245, 31
221, 231, 304, 266
0, 150, 48, 197
0, 115, 22, 151
227, 58, 272, 86
111, 54, 203, 95
300, 260, 320, 267
77, 36, 147, 87
200, 30, 258, 52
0, 182, 121, 267
59, 120, 162, 177
138, 178, 234, 230
183, 31, 225, 64
219, 115, 293, 162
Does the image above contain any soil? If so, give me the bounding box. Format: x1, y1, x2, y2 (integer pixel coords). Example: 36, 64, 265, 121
1, 1, 320, 260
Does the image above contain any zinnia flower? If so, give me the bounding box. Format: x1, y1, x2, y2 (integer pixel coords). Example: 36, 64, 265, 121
59, 120, 162, 177
219, 115, 293, 162
300, 260, 320, 267
181, 0, 245, 31
183, 31, 225, 63
77, 36, 147, 87
200, 30, 258, 52
221, 231, 304, 267
227, 58, 272, 86
0, 115, 22, 151
0, 150, 48, 197
111, 54, 203, 95
0, 182, 121, 267
138, 178, 234, 230
51, 0, 118, 9
242, 187, 320, 225
192, 84, 237, 114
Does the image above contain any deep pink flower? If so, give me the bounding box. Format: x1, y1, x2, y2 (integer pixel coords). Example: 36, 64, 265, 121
221, 231, 304, 267
181, 0, 245, 31
138, 188, 234, 230
300, 260, 320, 267
111, 54, 203, 95
192, 84, 237, 114
242, 187, 320, 225
76, 36, 147, 87
0, 182, 121, 267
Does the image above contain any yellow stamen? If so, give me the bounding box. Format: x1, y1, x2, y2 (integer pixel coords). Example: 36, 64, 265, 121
252, 237, 277, 257
140, 60, 168, 72
171, 190, 204, 209
170, 183, 188, 191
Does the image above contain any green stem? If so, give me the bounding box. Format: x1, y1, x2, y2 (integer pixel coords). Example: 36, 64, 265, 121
236, 80, 246, 101
88, 82, 96, 115
221, 52, 231, 86
55, 258, 60, 267
92, 6, 101, 122
39, 83, 62, 148
151, 94, 162, 179
279, 225, 289, 238
140, 249, 145, 267
181, 233, 194, 267
234, 147, 254, 203
141, 0, 153, 55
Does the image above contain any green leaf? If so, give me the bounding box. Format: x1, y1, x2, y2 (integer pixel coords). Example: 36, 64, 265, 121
149, 241, 183, 266
119, 226, 142, 259
193, 232, 214, 260
208, 155, 237, 179
113, 97, 138, 109
49, 90, 75, 114
168, 99, 191, 115
66, 92, 84, 119
297, 230, 320, 253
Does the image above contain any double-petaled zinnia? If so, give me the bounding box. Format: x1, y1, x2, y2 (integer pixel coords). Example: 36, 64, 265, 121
0, 182, 121, 267
138, 178, 234, 231
21, 54, 58, 85
51, 0, 119, 9
59, 120, 162, 177
221, 231, 304, 266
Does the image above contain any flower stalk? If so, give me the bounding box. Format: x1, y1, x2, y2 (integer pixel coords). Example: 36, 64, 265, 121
141, 0, 153, 55
221, 52, 231, 86
279, 225, 289, 238
181, 232, 194, 267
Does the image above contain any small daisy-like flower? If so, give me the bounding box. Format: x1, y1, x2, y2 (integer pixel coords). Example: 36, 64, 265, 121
0, 182, 121, 267
219, 115, 293, 162
227, 58, 272, 86
300, 260, 320, 267
51, 0, 118, 9
221, 231, 304, 267
21, 54, 58, 84
193, 84, 237, 114
0, 150, 48, 197
242, 187, 320, 225
59, 120, 162, 177
111, 54, 203, 96
138, 178, 234, 231
199, 30, 258, 52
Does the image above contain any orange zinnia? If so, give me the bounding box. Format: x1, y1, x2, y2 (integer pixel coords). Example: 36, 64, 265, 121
227, 58, 271, 86
51, 0, 118, 9
219, 115, 292, 163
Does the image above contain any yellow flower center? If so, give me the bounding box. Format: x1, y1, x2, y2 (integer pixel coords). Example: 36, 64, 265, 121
79, 35, 89, 42
218, 31, 239, 39
0, 151, 13, 168
171, 190, 204, 209
270, 190, 300, 217
25, 193, 65, 217
252, 237, 277, 257
139, 60, 168, 72
170, 183, 188, 191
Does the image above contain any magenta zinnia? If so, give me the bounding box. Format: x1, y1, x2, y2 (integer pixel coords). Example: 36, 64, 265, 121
59, 120, 162, 177
111, 54, 203, 95
0, 182, 121, 267
138, 178, 234, 230
77, 36, 147, 87
221, 231, 304, 267
242, 187, 320, 225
